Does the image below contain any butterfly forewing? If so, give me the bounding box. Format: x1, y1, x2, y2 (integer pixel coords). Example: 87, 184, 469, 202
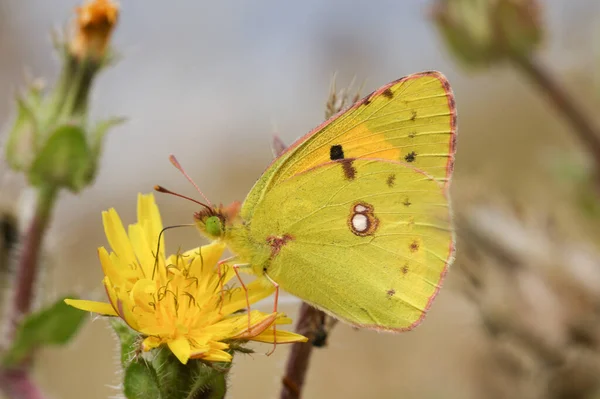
269, 72, 456, 189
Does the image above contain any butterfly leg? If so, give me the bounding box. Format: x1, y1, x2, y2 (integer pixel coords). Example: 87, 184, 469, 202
217, 256, 237, 314
263, 272, 280, 356
232, 263, 253, 331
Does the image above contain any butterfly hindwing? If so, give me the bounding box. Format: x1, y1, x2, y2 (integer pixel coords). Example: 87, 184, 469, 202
248, 159, 453, 330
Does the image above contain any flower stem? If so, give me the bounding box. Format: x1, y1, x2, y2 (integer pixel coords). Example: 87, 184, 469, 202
280, 303, 327, 399
8, 185, 58, 342
510, 52, 600, 174
0, 369, 47, 399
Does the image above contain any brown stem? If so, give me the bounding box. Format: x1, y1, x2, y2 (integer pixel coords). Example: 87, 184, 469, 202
280, 303, 327, 399
510, 52, 600, 173
8, 185, 57, 342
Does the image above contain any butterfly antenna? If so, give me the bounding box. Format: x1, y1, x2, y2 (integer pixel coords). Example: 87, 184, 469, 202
154, 185, 212, 213
168, 154, 213, 207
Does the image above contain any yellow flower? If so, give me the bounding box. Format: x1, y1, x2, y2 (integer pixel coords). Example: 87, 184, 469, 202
70, 0, 119, 60
66, 193, 306, 364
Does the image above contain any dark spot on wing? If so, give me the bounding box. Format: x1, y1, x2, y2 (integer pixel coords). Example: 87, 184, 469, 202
340, 158, 356, 180
330, 145, 344, 160
404, 151, 417, 163
402, 198, 411, 207
266, 234, 294, 258
382, 88, 394, 99
386, 174, 396, 188
410, 110, 417, 121
409, 240, 420, 253
401, 264, 409, 275
408, 131, 416, 139
386, 289, 396, 297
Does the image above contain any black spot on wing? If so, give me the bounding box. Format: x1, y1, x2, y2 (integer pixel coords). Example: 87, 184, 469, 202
409, 240, 420, 253
382, 88, 394, 99
404, 151, 417, 163
386, 174, 396, 188
330, 145, 345, 160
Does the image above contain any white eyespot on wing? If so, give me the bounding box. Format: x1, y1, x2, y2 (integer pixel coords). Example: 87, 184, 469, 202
354, 204, 368, 213
351, 213, 368, 233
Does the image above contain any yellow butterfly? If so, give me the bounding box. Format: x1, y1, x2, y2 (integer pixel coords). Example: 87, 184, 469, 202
165, 71, 457, 332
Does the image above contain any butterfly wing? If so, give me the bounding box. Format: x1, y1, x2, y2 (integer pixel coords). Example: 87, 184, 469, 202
241, 71, 456, 220
248, 159, 453, 331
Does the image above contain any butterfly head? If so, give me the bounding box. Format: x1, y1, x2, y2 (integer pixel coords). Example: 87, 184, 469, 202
193, 201, 241, 239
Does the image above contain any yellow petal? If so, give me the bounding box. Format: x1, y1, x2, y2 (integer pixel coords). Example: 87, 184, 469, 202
250, 329, 309, 344
275, 314, 293, 325
224, 311, 277, 339
187, 241, 226, 279
102, 208, 138, 268
127, 223, 154, 279
193, 348, 232, 362
99, 247, 135, 288
142, 336, 162, 351
220, 279, 276, 316
64, 299, 118, 316
137, 193, 164, 260
208, 340, 229, 351
168, 337, 191, 364
102, 276, 119, 311
115, 297, 141, 331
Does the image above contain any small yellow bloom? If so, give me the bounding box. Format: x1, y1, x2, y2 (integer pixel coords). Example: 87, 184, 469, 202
70, 0, 119, 60
66, 193, 306, 364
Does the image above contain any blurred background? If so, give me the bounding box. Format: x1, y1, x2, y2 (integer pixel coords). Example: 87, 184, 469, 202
2, 0, 600, 398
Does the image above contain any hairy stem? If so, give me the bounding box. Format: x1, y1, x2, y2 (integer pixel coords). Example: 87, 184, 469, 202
8, 185, 58, 342
0, 369, 47, 399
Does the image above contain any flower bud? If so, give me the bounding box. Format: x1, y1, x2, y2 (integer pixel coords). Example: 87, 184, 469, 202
431, 0, 543, 68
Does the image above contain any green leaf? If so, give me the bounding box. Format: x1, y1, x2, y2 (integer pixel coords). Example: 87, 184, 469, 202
124, 360, 162, 399
3, 296, 87, 366
109, 318, 139, 367
28, 125, 92, 192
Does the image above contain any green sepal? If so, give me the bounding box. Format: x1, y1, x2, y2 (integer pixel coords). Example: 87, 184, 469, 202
85, 116, 126, 182
28, 125, 92, 192
6, 96, 40, 171
110, 318, 139, 367
121, 347, 230, 399
2, 295, 87, 367
151, 349, 229, 399
124, 360, 162, 399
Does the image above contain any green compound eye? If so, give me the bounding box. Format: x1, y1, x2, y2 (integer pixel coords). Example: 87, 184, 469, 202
205, 216, 223, 237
